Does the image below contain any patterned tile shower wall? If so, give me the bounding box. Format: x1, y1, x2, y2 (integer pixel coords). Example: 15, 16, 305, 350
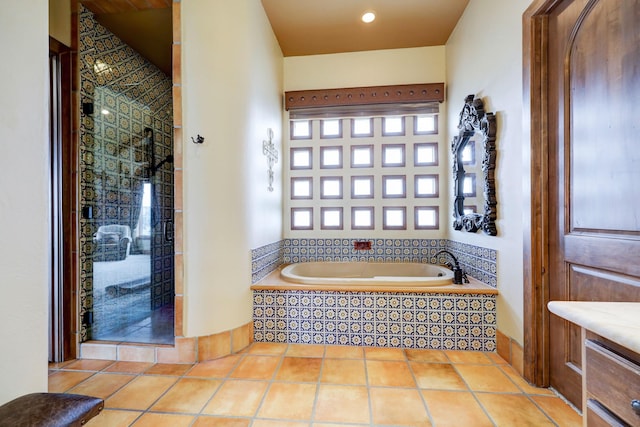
253, 290, 497, 351
79, 6, 174, 341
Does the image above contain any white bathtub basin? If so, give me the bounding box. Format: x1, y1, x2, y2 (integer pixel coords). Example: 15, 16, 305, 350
280, 261, 454, 287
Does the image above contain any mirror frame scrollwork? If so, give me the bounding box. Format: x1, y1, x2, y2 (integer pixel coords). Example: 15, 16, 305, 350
452, 95, 497, 235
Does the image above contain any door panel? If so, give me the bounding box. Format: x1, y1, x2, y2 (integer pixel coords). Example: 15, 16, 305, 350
548, 0, 640, 408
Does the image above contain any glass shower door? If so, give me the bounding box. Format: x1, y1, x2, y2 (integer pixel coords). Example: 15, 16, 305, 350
78, 5, 174, 345
80, 89, 174, 345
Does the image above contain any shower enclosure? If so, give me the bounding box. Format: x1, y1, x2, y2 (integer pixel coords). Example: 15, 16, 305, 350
79, 7, 174, 345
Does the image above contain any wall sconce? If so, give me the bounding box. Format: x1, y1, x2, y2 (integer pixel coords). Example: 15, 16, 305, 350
262, 128, 278, 192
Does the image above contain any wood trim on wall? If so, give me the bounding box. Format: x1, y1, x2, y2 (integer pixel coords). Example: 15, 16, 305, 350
285, 83, 445, 111
50, 36, 76, 361
522, 0, 560, 387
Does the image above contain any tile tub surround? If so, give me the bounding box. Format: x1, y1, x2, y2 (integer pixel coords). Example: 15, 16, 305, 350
251, 238, 497, 287
253, 270, 498, 351
251, 240, 285, 283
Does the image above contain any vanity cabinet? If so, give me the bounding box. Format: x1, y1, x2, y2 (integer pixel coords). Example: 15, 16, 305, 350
547, 302, 640, 427
584, 338, 640, 426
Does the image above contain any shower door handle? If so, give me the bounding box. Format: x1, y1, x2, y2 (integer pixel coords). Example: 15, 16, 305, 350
164, 221, 174, 242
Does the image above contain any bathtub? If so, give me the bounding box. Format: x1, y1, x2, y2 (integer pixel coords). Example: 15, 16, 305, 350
253, 261, 497, 350
280, 261, 454, 287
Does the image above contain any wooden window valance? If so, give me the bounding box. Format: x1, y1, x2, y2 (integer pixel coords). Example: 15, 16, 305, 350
285, 83, 445, 117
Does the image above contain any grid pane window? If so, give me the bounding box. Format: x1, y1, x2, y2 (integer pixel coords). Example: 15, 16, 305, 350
320, 146, 342, 169
290, 147, 312, 169
462, 141, 476, 164
321, 207, 343, 230
351, 118, 373, 137
291, 177, 312, 199
351, 176, 374, 198
287, 110, 441, 233
321, 119, 342, 138
383, 175, 406, 198
414, 115, 437, 134
291, 120, 312, 139
291, 208, 313, 230
351, 145, 374, 168
320, 177, 343, 199
415, 175, 439, 198
352, 207, 374, 230
383, 207, 406, 230
382, 117, 405, 136
415, 207, 439, 229
382, 144, 405, 167
414, 143, 438, 166
463, 174, 476, 197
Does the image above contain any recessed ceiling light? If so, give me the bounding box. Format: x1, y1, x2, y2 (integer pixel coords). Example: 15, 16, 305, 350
361, 11, 376, 23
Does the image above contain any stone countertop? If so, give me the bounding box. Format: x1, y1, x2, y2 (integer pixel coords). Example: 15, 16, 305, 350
548, 301, 640, 354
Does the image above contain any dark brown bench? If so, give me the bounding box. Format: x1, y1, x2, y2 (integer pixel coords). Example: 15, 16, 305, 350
0, 393, 103, 427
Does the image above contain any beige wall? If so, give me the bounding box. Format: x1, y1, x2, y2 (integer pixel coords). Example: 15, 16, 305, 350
49, 0, 71, 46
446, 0, 532, 344
0, 0, 49, 404
181, 0, 283, 337
284, 46, 446, 91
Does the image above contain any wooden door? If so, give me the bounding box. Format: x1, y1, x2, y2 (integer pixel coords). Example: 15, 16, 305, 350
546, 0, 640, 408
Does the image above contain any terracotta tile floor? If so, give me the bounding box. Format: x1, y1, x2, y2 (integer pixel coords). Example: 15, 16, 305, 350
48, 343, 582, 426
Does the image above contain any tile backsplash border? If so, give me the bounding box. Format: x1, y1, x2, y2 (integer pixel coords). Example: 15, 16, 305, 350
251, 238, 497, 287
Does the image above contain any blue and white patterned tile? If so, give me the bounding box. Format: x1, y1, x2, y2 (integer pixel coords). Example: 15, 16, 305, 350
418, 337, 433, 349
389, 323, 402, 336
325, 334, 337, 345
456, 339, 470, 351
338, 334, 350, 345
300, 308, 312, 319
325, 321, 336, 333
443, 338, 456, 350
388, 336, 402, 348
252, 288, 496, 351
483, 312, 496, 325
428, 311, 441, 323
312, 321, 324, 332
336, 322, 349, 334
348, 335, 362, 346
